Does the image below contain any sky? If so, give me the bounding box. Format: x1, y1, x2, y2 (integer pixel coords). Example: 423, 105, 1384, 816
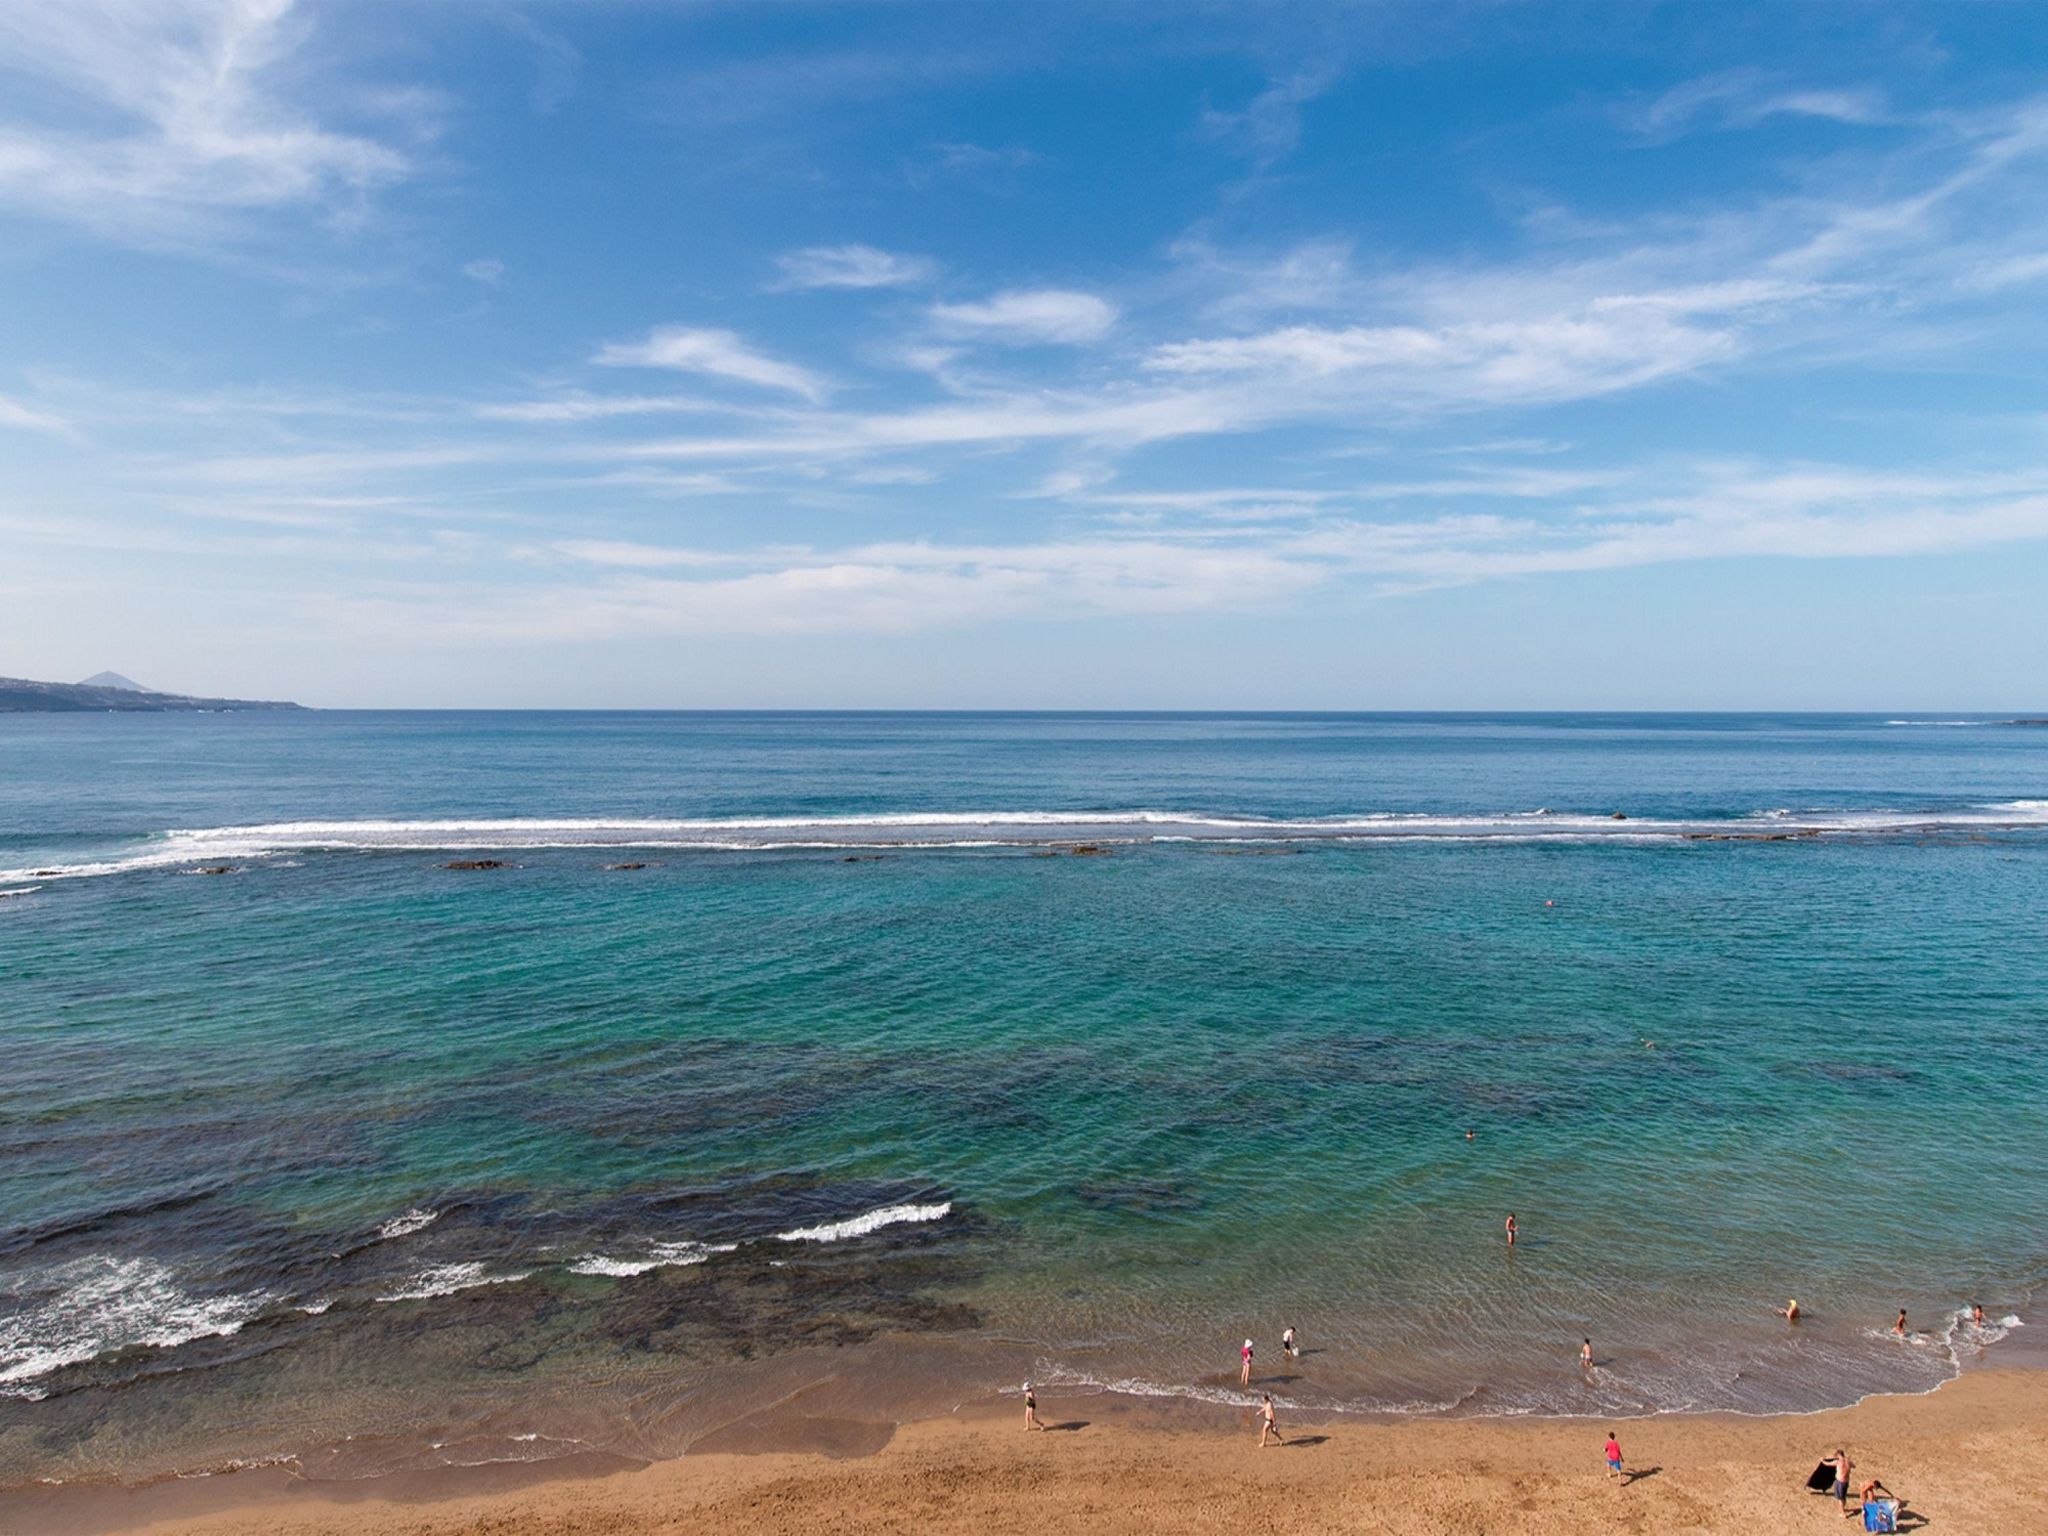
3, 2, 2048, 708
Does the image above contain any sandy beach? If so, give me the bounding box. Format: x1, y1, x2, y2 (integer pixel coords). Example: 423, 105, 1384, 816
12, 1366, 2042, 1536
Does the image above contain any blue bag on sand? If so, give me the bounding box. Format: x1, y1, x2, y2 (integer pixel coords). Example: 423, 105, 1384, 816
1862, 1499, 1899, 1533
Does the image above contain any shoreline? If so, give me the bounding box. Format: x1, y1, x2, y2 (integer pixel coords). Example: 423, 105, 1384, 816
10, 1363, 2044, 1535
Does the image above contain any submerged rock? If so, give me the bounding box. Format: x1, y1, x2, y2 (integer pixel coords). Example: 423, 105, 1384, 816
443, 859, 506, 870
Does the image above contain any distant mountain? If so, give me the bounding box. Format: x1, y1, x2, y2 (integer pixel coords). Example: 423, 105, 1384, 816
0, 675, 304, 713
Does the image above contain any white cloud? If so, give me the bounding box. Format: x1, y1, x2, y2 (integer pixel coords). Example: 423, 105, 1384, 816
1199, 71, 1334, 161
772, 243, 936, 289
928, 289, 1118, 344
593, 326, 827, 400
475, 393, 731, 424
461, 257, 505, 285
1627, 71, 1887, 139
0, 0, 413, 244
0, 395, 72, 435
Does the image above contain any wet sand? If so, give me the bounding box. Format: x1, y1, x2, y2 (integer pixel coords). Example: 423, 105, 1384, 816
12, 1366, 2044, 1535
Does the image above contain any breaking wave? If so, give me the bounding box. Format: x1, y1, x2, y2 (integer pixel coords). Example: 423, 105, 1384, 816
11, 802, 2048, 883
0, 1256, 269, 1399
774, 1201, 953, 1244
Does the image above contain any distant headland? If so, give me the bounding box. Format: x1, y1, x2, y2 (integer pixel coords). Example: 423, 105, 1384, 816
0, 673, 304, 713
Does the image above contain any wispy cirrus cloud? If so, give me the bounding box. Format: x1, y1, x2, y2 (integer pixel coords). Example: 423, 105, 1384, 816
0, 395, 73, 435
593, 326, 828, 400
1625, 70, 1889, 140
1198, 70, 1335, 162
928, 288, 1118, 343
0, 0, 418, 246
772, 243, 937, 289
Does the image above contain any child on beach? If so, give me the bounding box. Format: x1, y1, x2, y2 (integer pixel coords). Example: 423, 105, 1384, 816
1282, 1325, 1298, 1359
1240, 1339, 1255, 1386
1258, 1393, 1283, 1447
1604, 1432, 1624, 1483
1023, 1383, 1041, 1431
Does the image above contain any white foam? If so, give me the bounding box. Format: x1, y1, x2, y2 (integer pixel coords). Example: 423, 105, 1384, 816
373, 1263, 532, 1302
376, 1207, 441, 1241
13, 799, 2048, 884
568, 1241, 737, 1277
774, 1201, 952, 1244
0, 1256, 268, 1396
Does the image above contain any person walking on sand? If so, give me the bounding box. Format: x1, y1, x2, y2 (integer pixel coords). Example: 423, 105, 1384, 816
1828, 1450, 1853, 1516
1258, 1392, 1284, 1447
1604, 1432, 1625, 1483
1505, 1213, 1518, 1247
1282, 1325, 1298, 1360
1240, 1338, 1255, 1386
1581, 1338, 1594, 1370
1023, 1383, 1041, 1431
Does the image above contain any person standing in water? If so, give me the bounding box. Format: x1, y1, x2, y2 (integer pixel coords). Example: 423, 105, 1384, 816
1581, 1338, 1594, 1370
1023, 1383, 1041, 1431
1604, 1431, 1625, 1483
1282, 1325, 1298, 1360
1775, 1299, 1800, 1322
1971, 1302, 1985, 1327
1257, 1392, 1284, 1447
1240, 1338, 1255, 1386
1505, 1213, 1518, 1247
1894, 1309, 1908, 1336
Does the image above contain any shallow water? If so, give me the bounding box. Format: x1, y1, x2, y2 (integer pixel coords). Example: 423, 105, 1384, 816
2, 712, 2044, 1485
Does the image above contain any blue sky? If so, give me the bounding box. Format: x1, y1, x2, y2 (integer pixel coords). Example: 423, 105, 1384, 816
4, 2, 2048, 707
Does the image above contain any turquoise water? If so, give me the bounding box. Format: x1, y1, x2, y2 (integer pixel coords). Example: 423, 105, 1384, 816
2, 713, 2045, 1485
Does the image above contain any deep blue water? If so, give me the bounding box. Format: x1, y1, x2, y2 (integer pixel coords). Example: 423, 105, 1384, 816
2, 712, 2044, 1485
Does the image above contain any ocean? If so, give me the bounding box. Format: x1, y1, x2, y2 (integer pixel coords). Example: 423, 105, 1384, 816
2, 711, 2044, 1488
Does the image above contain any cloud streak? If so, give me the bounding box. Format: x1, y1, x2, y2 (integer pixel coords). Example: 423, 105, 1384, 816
593, 326, 828, 400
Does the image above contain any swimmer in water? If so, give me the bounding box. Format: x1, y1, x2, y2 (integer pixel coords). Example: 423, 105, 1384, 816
1505, 1213, 1518, 1247
1465, 1128, 1475, 1141
1894, 1309, 1908, 1337
1240, 1338, 1254, 1386
1775, 1299, 1801, 1322
1972, 1302, 1985, 1327
1257, 1392, 1283, 1447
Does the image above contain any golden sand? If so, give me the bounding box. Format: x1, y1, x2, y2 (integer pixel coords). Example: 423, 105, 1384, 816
19, 1368, 2046, 1536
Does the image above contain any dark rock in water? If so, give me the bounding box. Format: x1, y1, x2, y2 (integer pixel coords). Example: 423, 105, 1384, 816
1068, 843, 1110, 856
190, 865, 235, 875
606, 862, 648, 871
1609, 812, 1628, 820
840, 854, 889, 862
443, 859, 506, 870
